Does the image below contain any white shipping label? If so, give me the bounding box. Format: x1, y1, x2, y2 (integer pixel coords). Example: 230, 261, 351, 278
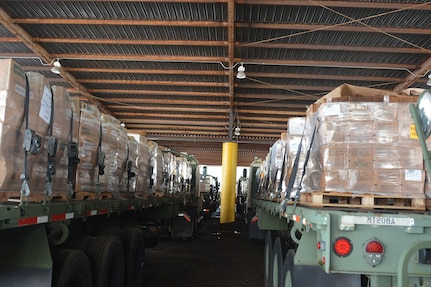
323, 103, 341, 116
405, 169, 422, 182
39, 86, 52, 124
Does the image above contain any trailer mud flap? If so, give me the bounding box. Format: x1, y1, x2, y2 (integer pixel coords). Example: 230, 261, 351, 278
0, 225, 52, 287
293, 265, 361, 287
256, 207, 289, 231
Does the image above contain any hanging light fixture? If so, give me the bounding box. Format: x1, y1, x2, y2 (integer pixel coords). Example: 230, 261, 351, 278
427, 72, 431, 86
236, 63, 246, 79
51, 59, 62, 74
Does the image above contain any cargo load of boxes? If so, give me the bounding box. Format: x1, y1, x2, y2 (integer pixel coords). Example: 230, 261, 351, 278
257, 84, 430, 210
0, 58, 194, 203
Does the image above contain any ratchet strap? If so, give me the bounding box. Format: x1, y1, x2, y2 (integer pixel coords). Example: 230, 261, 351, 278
20, 74, 42, 203
67, 107, 80, 198
44, 88, 58, 201
96, 123, 105, 197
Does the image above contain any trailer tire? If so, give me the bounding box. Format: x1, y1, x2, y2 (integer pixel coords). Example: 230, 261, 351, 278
272, 237, 286, 287
121, 227, 145, 287
282, 249, 295, 287
87, 235, 125, 287
264, 231, 275, 287
52, 249, 92, 287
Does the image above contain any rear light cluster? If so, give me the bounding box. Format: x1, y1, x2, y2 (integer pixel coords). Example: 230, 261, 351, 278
364, 239, 384, 266
317, 237, 384, 267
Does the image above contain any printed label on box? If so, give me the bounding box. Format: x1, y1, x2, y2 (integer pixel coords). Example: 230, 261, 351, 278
323, 103, 341, 116
39, 86, 52, 124
405, 169, 422, 181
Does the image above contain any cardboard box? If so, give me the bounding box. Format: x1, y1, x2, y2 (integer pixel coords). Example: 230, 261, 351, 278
0, 59, 26, 95
75, 102, 100, 192
287, 117, 306, 136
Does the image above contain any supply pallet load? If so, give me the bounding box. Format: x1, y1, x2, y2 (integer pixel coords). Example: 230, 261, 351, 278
247, 84, 431, 287
0, 59, 201, 287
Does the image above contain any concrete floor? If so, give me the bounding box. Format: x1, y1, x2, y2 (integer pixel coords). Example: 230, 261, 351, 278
143, 216, 265, 287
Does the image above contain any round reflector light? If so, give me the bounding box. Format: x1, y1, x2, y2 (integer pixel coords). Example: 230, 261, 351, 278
333, 237, 353, 257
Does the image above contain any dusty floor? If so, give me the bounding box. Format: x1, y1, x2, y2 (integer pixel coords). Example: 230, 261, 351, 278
142, 216, 265, 287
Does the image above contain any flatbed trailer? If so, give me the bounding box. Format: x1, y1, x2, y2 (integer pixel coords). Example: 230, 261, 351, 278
0, 194, 195, 287
249, 88, 431, 287
254, 199, 431, 287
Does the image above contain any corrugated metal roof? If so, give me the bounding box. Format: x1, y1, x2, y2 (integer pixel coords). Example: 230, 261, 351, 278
0, 0, 430, 165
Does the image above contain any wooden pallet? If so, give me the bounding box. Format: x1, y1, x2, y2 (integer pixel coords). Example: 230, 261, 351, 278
74, 191, 113, 200
0, 192, 68, 203
300, 192, 426, 211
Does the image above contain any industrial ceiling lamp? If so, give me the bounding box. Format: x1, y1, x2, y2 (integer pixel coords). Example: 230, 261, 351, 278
236, 63, 246, 79
51, 59, 62, 74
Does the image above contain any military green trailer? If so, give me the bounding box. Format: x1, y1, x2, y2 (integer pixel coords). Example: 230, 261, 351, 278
249, 89, 431, 287
0, 60, 201, 287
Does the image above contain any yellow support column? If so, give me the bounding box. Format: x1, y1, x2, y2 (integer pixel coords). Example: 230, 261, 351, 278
220, 141, 238, 224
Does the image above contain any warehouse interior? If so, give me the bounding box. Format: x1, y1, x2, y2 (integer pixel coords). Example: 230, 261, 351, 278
0, 1, 430, 166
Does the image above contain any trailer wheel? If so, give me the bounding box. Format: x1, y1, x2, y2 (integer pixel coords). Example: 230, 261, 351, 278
282, 249, 295, 287
52, 249, 92, 287
121, 227, 145, 287
272, 237, 286, 287
87, 235, 125, 287
264, 231, 275, 287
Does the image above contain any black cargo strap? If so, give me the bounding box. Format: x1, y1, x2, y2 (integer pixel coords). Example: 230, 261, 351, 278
20, 74, 42, 201
45, 88, 58, 199
126, 142, 136, 195
67, 106, 80, 198
277, 141, 288, 195
96, 123, 105, 197
296, 119, 319, 199
285, 118, 307, 200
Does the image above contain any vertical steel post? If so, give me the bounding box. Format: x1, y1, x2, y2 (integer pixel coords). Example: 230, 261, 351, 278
220, 141, 238, 224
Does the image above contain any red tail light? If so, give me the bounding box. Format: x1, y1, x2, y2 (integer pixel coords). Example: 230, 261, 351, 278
365, 240, 384, 254
364, 239, 384, 266
333, 237, 353, 257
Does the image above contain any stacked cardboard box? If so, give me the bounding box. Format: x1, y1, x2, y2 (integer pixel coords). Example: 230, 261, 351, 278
73, 101, 100, 193
148, 140, 164, 194
133, 134, 151, 195
118, 136, 139, 195
305, 84, 424, 196
0, 60, 52, 195
39, 85, 76, 194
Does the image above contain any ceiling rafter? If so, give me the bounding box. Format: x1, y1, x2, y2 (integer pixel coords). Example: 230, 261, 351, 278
1, 1, 429, 165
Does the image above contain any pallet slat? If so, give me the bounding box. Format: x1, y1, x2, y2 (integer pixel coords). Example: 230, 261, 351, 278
300, 192, 426, 211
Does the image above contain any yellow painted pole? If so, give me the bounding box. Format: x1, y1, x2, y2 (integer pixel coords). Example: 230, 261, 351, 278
220, 141, 238, 224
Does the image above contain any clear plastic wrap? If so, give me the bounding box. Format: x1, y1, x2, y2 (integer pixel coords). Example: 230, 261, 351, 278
136, 137, 150, 195
74, 102, 100, 192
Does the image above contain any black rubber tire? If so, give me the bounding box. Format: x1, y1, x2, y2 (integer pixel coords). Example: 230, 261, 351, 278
272, 238, 285, 287
63, 235, 96, 252
86, 235, 125, 287
282, 249, 296, 287
121, 227, 145, 287
52, 249, 92, 287
264, 231, 274, 287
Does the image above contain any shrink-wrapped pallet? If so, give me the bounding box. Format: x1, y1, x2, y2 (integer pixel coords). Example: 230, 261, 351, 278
119, 136, 138, 195
304, 84, 424, 197
148, 140, 164, 194
0, 64, 51, 197
36, 85, 77, 196
176, 156, 192, 194
73, 101, 100, 193
99, 114, 128, 196
163, 151, 176, 193
136, 137, 150, 195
